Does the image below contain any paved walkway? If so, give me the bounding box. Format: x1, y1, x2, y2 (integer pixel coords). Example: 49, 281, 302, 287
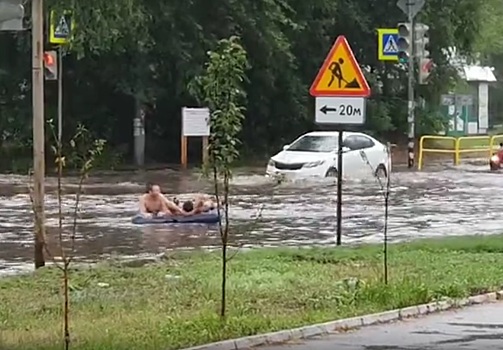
259, 302, 503, 350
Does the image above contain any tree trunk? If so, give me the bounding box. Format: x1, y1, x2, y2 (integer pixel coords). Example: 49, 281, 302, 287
220, 241, 227, 318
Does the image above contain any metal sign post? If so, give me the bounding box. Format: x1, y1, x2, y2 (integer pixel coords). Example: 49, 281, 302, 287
309, 35, 371, 246
57, 48, 63, 143
49, 10, 74, 144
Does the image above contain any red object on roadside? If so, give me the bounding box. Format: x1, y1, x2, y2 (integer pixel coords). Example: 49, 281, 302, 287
43, 52, 54, 66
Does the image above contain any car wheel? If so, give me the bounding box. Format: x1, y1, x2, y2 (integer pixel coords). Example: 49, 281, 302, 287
375, 164, 387, 178
325, 168, 338, 177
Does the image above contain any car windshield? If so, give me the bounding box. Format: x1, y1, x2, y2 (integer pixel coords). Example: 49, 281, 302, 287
287, 135, 338, 152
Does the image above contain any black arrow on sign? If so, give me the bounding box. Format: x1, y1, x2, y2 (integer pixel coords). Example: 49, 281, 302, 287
320, 105, 337, 114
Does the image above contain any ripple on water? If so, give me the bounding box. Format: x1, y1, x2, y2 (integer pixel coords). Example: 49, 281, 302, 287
2, 164, 503, 275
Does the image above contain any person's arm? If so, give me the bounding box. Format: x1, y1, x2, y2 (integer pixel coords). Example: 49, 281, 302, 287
166, 200, 184, 215
160, 194, 184, 215
191, 198, 208, 215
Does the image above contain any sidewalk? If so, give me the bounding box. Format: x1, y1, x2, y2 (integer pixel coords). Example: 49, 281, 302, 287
259, 301, 503, 350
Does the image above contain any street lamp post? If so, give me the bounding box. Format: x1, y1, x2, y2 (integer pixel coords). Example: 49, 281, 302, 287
31, 0, 46, 268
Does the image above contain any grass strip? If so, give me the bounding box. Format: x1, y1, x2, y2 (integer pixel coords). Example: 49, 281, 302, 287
1, 234, 503, 350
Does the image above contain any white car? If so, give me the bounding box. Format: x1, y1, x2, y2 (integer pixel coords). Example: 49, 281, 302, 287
266, 131, 391, 178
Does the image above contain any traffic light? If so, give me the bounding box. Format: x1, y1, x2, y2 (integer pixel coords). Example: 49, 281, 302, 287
43, 51, 58, 80
414, 23, 430, 59
415, 23, 431, 84
397, 22, 412, 63
0, 0, 24, 31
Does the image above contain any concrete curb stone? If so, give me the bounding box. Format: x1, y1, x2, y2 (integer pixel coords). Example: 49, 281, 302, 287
180, 290, 503, 350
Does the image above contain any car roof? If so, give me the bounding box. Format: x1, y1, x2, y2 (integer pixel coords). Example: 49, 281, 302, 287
303, 131, 366, 137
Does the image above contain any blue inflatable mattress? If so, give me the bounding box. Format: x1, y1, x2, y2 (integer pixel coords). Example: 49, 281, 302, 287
132, 210, 219, 224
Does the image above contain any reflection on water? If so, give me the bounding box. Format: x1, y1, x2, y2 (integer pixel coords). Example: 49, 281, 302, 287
0, 160, 501, 275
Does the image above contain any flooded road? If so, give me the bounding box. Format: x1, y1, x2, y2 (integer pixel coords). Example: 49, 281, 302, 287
0, 161, 501, 275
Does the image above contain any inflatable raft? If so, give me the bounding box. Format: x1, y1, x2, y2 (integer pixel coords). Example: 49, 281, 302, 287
132, 210, 219, 224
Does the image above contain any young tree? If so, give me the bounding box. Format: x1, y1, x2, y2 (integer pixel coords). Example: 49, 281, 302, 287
360, 147, 391, 284
29, 121, 105, 349
189, 36, 249, 318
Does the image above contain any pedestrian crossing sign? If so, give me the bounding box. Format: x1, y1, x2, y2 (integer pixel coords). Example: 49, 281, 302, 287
377, 28, 399, 61
49, 10, 75, 45
384, 35, 398, 53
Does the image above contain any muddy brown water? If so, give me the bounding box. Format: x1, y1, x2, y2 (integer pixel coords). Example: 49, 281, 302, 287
0, 160, 501, 276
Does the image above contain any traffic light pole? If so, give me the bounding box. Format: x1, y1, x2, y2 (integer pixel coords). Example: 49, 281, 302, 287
407, 13, 415, 169
31, 0, 46, 268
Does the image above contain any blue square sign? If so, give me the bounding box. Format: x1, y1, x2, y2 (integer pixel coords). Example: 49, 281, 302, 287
377, 29, 398, 61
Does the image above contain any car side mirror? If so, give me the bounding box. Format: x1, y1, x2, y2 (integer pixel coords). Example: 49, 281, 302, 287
283, 144, 290, 150
341, 146, 350, 153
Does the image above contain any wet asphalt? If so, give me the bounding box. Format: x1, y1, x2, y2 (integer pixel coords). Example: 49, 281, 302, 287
259, 302, 503, 350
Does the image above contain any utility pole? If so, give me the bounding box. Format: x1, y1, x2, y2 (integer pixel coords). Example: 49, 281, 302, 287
406, 10, 415, 169
396, 0, 425, 168
133, 98, 146, 167
32, 0, 46, 268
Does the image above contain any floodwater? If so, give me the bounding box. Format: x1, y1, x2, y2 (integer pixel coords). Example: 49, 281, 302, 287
0, 160, 501, 276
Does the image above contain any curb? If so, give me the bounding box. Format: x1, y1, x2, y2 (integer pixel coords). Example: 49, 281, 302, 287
181, 290, 503, 350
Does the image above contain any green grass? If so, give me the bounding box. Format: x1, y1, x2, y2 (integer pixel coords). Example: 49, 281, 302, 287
2, 235, 503, 350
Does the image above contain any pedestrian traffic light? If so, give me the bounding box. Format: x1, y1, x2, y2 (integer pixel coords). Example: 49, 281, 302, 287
414, 23, 430, 59
0, 0, 24, 31
43, 51, 58, 80
397, 22, 412, 64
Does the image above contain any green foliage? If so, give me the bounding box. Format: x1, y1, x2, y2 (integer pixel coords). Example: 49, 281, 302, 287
46, 121, 106, 173
190, 36, 249, 176
473, 0, 503, 127
66, 124, 106, 175
45, 119, 105, 349
415, 108, 448, 136
473, 0, 503, 58
0, 0, 498, 170
46, 0, 151, 58
190, 36, 248, 318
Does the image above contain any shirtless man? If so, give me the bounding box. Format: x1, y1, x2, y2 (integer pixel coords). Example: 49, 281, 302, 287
139, 183, 185, 218
179, 194, 218, 215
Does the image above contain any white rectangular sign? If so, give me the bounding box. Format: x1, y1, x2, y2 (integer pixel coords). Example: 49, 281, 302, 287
315, 97, 366, 125
182, 107, 210, 136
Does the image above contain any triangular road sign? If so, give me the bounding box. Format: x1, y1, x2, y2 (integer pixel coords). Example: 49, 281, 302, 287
54, 16, 70, 37
383, 35, 398, 53
309, 36, 370, 97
